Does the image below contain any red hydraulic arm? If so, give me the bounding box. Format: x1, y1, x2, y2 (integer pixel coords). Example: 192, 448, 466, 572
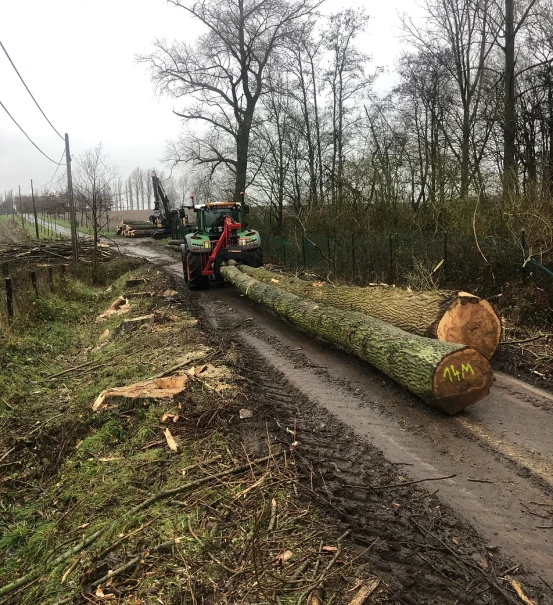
202, 215, 241, 275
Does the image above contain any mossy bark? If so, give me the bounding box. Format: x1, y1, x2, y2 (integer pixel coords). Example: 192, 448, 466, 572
222, 266, 493, 414
237, 266, 501, 359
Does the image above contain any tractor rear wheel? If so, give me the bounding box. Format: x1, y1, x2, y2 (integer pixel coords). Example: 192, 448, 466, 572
180, 245, 189, 284
251, 247, 264, 267
186, 251, 209, 290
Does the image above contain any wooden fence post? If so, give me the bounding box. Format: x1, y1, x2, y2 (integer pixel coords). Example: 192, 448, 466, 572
48, 267, 54, 289
30, 271, 38, 296
5, 278, 13, 318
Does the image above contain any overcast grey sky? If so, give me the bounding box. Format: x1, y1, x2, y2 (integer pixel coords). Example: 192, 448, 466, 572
0, 0, 416, 195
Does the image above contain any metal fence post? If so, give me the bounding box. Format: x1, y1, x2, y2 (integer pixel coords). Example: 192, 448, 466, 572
521, 227, 527, 284
351, 233, 356, 282
389, 234, 394, 284
443, 231, 448, 275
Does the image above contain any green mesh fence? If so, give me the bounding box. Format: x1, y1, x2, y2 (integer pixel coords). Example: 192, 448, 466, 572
261, 231, 552, 299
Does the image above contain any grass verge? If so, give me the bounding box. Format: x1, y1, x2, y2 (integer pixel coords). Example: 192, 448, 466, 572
0, 258, 387, 604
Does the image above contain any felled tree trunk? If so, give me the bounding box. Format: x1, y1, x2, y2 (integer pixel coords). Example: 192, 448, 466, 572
222, 266, 493, 414
237, 266, 501, 360
125, 224, 155, 231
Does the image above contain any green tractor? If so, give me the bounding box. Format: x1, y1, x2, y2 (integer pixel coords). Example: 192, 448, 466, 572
181, 194, 263, 289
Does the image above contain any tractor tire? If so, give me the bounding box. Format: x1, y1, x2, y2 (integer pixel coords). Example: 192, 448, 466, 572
186, 251, 209, 290
180, 245, 189, 284
251, 247, 264, 267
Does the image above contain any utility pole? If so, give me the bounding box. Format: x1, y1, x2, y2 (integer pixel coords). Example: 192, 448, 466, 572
18, 185, 25, 228
30, 179, 39, 239
65, 133, 78, 260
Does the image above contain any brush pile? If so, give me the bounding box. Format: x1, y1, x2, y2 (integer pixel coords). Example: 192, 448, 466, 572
0, 239, 111, 265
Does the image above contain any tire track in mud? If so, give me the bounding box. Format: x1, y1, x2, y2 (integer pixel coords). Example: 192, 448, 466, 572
122, 243, 553, 602
233, 348, 541, 605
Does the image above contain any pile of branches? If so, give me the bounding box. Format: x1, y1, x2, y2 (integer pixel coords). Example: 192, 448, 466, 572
0, 240, 112, 265
499, 322, 553, 380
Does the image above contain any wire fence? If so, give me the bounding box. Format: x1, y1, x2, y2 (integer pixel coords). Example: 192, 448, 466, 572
0, 262, 69, 324
261, 231, 553, 299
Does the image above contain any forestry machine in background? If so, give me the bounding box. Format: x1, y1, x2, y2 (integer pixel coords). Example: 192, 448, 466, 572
181, 192, 263, 290
149, 171, 191, 239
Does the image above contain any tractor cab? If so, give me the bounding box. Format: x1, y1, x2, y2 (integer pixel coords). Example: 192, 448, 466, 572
200, 203, 242, 238
180, 196, 263, 290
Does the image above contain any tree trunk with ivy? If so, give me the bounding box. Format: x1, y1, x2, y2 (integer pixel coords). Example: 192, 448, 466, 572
237, 266, 501, 359
221, 266, 493, 414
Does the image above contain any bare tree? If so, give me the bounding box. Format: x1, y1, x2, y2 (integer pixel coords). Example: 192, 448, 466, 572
74, 145, 119, 277
141, 0, 320, 202
324, 9, 371, 205
144, 169, 153, 209
402, 0, 498, 199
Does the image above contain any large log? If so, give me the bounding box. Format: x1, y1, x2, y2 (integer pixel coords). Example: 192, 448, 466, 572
237, 266, 501, 360
124, 224, 157, 231
120, 221, 152, 227
127, 230, 154, 238
221, 266, 493, 414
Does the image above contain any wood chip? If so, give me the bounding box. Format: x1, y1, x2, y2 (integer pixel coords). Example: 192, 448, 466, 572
97, 296, 130, 319
164, 427, 179, 452
348, 578, 380, 604
93, 374, 188, 411
276, 549, 293, 565
510, 579, 537, 605
98, 328, 110, 342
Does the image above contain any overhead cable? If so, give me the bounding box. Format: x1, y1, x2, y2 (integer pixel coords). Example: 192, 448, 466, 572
40, 150, 67, 192
0, 99, 64, 165
0, 40, 64, 141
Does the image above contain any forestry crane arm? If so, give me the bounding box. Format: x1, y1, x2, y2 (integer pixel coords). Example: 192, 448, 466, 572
151, 171, 173, 228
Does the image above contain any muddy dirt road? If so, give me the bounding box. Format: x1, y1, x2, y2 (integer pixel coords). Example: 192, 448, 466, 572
101, 240, 553, 600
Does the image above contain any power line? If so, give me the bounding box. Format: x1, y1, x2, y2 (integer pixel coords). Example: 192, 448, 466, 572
0, 40, 64, 141
39, 150, 67, 190
0, 99, 64, 165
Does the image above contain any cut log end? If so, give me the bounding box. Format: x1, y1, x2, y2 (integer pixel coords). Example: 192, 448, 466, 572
436, 296, 501, 360
433, 348, 494, 414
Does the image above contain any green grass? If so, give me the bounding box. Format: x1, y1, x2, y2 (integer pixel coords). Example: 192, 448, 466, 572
0, 259, 223, 600
0, 214, 39, 238
53, 216, 117, 237
0, 258, 365, 604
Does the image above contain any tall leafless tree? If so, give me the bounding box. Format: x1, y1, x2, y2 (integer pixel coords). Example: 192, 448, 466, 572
74, 145, 118, 277
141, 0, 321, 202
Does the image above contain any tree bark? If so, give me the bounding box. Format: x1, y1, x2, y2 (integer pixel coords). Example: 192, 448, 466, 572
234, 103, 255, 202
222, 266, 493, 414
237, 266, 501, 360
503, 0, 518, 197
